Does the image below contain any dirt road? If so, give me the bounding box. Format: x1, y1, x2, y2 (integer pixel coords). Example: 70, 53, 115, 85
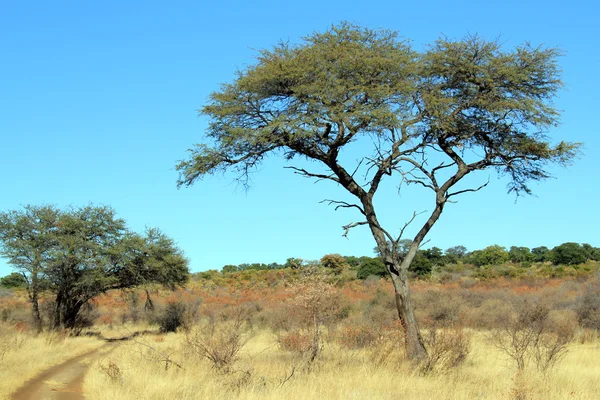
10, 342, 117, 400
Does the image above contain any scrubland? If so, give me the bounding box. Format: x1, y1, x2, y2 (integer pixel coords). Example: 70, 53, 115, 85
1, 266, 600, 399
82, 329, 600, 400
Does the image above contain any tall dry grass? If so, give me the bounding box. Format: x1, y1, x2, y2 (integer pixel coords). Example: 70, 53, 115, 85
83, 329, 600, 400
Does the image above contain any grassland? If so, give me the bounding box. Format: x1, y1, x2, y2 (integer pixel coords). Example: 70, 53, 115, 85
81, 330, 600, 400
2, 269, 600, 399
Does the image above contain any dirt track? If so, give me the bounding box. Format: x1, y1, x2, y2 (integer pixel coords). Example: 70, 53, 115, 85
10, 342, 117, 400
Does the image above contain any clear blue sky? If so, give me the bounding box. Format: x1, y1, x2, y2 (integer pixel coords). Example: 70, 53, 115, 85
1, 0, 598, 275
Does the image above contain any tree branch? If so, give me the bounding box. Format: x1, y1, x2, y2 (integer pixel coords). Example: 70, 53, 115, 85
320, 199, 365, 215
284, 166, 340, 184
341, 221, 369, 238
447, 178, 490, 198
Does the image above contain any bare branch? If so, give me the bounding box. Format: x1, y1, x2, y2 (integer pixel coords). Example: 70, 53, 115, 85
446, 178, 491, 199
397, 210, 427, 241
320, 199, 365, 215
341, 221, 368, 238
284, 166, 340, 184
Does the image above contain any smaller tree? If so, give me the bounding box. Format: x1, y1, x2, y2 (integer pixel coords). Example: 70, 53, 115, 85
582, 244, 600, 261
0, 272, 27, 288
444, 246, 468, 264
551, 242, 587, 265
531, 246, 550, 262
0, 205, 190, 331
469, 245, 509, 267
320, 253, 349, 275
508, 246, 534, 264
357, 258, 387, 279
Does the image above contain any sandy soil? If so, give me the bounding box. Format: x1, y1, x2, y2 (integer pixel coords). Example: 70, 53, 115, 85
10, 342, 117, 400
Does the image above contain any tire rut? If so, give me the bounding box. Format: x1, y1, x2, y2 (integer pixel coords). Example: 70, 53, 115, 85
10, 341, 117, 400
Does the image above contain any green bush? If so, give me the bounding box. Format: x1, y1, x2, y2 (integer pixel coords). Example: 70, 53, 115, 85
357, 258, 387, 279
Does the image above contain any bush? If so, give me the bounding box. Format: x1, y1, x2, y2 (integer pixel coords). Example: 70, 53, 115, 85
157, 302, 188, 333
278, 330, 313, 354
577, 280, 600, 330
336, 324, 379, 349
186, 307, 251, 372
490, 301, 574, 372
420, 325, 471, 374
357, 258, 387, 279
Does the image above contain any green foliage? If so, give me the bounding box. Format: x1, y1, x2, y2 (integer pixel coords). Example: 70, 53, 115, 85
582, 244, 600, 261
551, 242, 588, 265
444, 246, 468, 264
469, 245, 510, 267
508, 246, 534, 263
410, 253, 433, 277
356, 258, 387, 279
0, 205, 189, 330
531, 246, 550, 262
421, 247, 444, 266
0, 272, 26, 288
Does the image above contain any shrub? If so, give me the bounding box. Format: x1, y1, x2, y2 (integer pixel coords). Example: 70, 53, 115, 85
420, 325, 471, 374
356, 258, 387, 279
186, 307, 251, 372
577, 280, 600, 330
278, 330, 312, 354
490, 301, 574, 372
336, 324, 379, 349
157, 302, 188, 333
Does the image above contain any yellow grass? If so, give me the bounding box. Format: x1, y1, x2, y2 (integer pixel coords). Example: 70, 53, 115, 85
0, 324, 104, 399
83, 330, 600, 400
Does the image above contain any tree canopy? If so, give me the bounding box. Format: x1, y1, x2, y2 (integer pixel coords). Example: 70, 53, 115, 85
177, 23, 580, 359
0, 205, 189, 330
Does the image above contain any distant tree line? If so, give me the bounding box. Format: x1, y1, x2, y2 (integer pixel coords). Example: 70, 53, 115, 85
202, 241, 600, 280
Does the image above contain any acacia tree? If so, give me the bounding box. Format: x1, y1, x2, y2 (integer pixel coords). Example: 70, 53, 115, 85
0, 205, 60, 332
177, 24, 580, 359
0, 205, 189, 331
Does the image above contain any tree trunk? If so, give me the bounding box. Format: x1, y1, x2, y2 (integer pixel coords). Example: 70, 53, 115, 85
28, 269, 43, 334
62, 300, 83, 331
389, 266, 427, 360
53, 290, 64, 329
360, 196, 428, 360
30, 289, 42, 334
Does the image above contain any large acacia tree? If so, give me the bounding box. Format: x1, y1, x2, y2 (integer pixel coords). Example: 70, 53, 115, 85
0, 205, 189, 331
177, 24, 580, 359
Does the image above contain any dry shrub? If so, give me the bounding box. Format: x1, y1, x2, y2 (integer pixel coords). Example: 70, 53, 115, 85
99, 360, 123, 383
420, 324, 471, 374
490, 301, 575, 372
277, 330, 312, 353
186, 306, 252, 372
576, 328, 599, 344
283, 270, 340, 362
336, 324, 379, 349
155, 299, 201, 333
576, 279, 600, 330
470, 298, 513, 329
414, 290, 464, 327
366, 321, 406, 367
509, 372, 532, 400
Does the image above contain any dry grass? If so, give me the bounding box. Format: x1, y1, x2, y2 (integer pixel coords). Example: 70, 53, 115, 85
83, 329, 600, 400
0, 323, 104, 399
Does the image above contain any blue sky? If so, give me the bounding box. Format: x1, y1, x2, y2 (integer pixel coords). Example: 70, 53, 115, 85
1, 0, 598, 275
